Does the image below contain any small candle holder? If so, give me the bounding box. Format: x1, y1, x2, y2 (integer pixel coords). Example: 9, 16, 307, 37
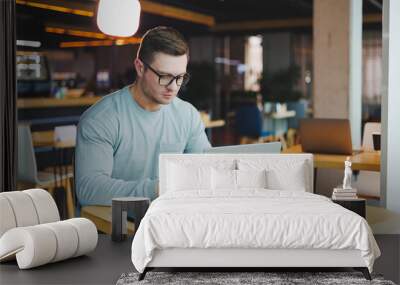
111, 197, 150, 242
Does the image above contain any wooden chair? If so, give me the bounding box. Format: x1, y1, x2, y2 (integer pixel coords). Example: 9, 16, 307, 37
235, 104, 276, 143
362, 122, 381, 151
17, 123, 75, 219
285, 128, 297, 149
353, 122, 381, 201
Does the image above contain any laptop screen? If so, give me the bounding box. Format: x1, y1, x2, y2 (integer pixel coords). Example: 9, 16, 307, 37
204, 142, 282, 154
299, 118, 353, 155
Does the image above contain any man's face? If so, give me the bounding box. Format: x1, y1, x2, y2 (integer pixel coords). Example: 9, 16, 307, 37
139, 52, 188, 106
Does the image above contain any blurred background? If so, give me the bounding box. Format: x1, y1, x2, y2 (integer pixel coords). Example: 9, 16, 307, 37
15, 0, 383, 196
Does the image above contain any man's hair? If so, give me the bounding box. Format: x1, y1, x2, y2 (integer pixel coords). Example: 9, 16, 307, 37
137, 26, 189, 64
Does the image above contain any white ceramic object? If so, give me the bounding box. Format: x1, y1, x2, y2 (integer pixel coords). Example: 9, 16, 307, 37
0, 189, 98, 269
1, 191, 39, 227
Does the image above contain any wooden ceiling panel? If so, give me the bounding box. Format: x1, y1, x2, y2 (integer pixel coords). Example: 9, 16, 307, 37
16, 0, 382, 48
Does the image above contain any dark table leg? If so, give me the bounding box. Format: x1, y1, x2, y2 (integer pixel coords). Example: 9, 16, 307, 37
313, 168, 318, 193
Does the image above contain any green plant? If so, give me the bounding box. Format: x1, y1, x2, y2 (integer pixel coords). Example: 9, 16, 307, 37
180, 62, 216, 110
259, 65, 303, 103
229, 90, 263, 112
231, 90, 258, 102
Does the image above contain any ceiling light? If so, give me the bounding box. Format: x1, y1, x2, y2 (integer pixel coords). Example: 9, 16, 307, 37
16, 0, 93, 17
59, 38, 141, 48
97, 0, 141, 37
16, 40, 41, 48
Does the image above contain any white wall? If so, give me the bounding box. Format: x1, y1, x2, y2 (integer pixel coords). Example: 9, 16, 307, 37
381, 0, 400, 214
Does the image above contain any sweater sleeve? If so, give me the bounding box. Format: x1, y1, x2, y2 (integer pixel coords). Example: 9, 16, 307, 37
75, 117, 157, 206
184, 105, 212, 153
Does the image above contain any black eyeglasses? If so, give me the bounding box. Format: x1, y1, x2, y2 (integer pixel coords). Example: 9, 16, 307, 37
141, 60, 190, 87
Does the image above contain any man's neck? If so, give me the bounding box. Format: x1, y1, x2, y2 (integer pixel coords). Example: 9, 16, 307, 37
130, 82, 161, 112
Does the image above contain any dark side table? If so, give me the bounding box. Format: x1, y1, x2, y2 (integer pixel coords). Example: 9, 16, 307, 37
112, 197, 150, 242
332, 198, 366, 218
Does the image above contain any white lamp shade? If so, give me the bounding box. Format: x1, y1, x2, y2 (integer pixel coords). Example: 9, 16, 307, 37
97, 0, 141, 37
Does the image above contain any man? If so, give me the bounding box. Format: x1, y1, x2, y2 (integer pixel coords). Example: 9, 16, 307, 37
75, 26, 211, 206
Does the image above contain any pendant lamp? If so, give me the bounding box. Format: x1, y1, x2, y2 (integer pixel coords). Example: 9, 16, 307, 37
97, 0, 141, 37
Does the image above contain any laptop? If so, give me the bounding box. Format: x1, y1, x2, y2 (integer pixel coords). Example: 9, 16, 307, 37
204, 142, 282, 154
299, 118, 353, 155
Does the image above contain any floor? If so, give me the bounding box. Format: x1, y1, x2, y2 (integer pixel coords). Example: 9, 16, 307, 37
373, 234, 400, 284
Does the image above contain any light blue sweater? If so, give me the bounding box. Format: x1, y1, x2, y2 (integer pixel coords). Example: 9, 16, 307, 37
75, 86, 211, 206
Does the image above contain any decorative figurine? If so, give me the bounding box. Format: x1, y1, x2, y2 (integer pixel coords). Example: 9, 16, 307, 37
342, 156, 352, 190
332, 157, 357, 200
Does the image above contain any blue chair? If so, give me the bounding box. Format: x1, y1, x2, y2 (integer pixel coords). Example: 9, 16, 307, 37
287, 99, 308, 130
235, 104, 274, 144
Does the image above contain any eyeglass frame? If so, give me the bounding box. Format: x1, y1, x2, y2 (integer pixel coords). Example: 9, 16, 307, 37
140, 59, 190, 87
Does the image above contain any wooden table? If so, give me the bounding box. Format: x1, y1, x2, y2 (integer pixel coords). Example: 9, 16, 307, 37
263, 110, 296, 137
32, 130, 76, 148
284, 144, 380, 172
31, 122, 226, 148
81, 205, 135, 235
31, 130, 76, 218
204, 119, 225, 129
204, 119, 225, 141
17, 96, 102, 109
269, 110, 296, 120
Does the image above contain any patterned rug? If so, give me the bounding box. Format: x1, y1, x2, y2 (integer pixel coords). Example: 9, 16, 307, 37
117, 271, 396, 285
